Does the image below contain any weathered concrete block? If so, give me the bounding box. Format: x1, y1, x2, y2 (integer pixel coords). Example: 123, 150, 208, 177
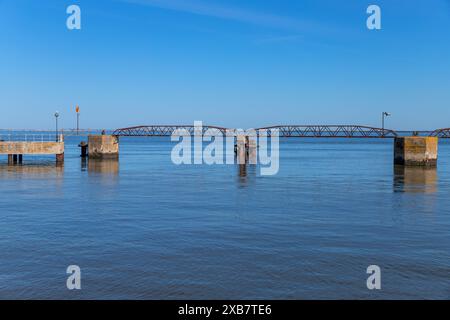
0, 141, 64, 155
88, 135, 119, 159
394, 137, 438, 167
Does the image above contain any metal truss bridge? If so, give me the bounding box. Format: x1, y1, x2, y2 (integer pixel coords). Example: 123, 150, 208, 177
429, 128, 450, 138
112, 125, 450, 138
3, 127, 449, 138
254, 125, 398, 138
112, 125, 229, 137
112, 125, 401, 138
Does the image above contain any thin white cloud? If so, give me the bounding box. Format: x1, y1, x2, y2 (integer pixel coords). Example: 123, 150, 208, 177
118, 0, 331, 33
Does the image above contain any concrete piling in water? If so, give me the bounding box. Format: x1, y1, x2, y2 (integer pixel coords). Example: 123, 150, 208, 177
236, 134, 247, 165
55, 135, 64, 165
2, 137, 64, 165
247, 135, 257, 165
394, 136, 438, 167
88, 135, 119, 159
235, 134, 257, 165
56, 153, 65, 164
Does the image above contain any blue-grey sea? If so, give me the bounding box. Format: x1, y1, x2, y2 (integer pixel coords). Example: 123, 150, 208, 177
0, 136, 449, 299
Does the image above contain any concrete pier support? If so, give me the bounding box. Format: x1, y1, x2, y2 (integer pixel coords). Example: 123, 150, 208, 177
7, 154, 24, 166
236, 135, 247, 164
1, 138, 65, 165
247, 136, 257, 164
56, 153, 65, 164
88, 135, 119, 159
394, 137, 438, 167
235, 134, 257, 165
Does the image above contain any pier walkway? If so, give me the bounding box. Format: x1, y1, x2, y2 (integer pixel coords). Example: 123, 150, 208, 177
0, 134, 64, 164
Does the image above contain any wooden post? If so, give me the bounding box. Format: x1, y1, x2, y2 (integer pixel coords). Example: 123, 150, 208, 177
18, 154, 23, 164
8, 154, 13, 165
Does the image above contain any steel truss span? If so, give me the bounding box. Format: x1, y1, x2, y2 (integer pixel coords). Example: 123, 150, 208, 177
429, 128, 450, 138
112, 125, 399, 138
112, 125, 230, 137
255, 125, 398, 138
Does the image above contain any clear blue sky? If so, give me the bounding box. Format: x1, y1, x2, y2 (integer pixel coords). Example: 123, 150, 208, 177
0, 0, 449, 130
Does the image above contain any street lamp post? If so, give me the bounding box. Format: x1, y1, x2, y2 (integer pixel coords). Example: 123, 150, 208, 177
76, 106, 80, 135
382, 112, 391, 137
54, 111, 60, 142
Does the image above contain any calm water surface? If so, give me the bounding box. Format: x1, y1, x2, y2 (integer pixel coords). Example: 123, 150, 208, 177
0, 137, 449, 299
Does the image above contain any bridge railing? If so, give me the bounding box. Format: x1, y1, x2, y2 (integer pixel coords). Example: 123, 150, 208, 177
0, 133, 59, 142
0, 129, 107, 137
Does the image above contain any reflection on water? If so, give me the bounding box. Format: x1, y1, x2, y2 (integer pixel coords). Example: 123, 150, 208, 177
88, 159, 119, 175
2, 138, 450, 299
393, 165, 438, 193
81, 158, 88, 172
237, 164, 258, 187
0, 163, 64, 179
238, 164, 247, 178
